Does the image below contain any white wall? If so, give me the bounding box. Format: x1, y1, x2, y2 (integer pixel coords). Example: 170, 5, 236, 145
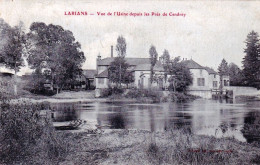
189, 69, 210, 90
224, 86, 260, 97
95, 78, 109, 89
208, 74, 219, 89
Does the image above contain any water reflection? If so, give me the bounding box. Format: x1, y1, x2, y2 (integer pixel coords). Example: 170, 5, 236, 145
108, 114, 126, 129
50, 99, 260, 143
51, 103, 79, 122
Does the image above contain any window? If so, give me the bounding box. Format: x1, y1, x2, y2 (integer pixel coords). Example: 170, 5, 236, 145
213, 81, 218, 87
197, 78, 205, 86
224, 80, 228, 86
214, 74, 216, 78
98, 78, 104, 84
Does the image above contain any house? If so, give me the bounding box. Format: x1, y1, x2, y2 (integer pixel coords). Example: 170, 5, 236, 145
95, 52, 166, 91
181, 59, 229, 98
82, 69, 96, 90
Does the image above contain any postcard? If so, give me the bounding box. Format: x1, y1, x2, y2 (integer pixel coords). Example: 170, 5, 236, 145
0, 0, 260, 164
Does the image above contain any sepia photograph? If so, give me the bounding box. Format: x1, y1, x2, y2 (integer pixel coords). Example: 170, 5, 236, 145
0, 0, 260, 164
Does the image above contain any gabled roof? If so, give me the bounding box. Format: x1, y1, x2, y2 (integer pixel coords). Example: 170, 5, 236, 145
204, 67, 218, 74
134, 62, 164, 71
96, 69, 108, 78
181, 59, 204, 69
83, 69, 96, 79
97, 57, 151, 66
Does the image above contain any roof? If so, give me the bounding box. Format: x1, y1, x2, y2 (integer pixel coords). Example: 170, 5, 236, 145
83, 69, 96, 79
96, 69, 108, 78
134, 62, 164, 71
181, 59, 204, 69
97, 57, 151, 66
204, 67, 218, 74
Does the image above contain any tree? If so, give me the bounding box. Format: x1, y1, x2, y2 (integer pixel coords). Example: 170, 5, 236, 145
228, 63, 244, 86
160, 49, 171, 82
0, 20, 25, 95
218, 58, 229, 90
115, 36, 127, 87
242, 31, 260, 88
168, 57, 193, 92
149, 45, 158, 84
26, 22, 85, 93
116, 36, 126, 58
108, 57, 134, 88
160, 49, 170, 67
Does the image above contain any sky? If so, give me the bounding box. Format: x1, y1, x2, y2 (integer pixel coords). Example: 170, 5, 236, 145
0, 0, 260, 75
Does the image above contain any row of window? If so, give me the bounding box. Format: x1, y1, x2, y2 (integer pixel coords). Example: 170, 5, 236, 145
197, 78, 229, 87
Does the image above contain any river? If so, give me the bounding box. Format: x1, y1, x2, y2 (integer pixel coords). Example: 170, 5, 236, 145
50, 98, 260, 143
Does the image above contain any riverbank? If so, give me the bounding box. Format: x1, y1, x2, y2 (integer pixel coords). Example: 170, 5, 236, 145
106, 88, 200, 103
59, 129, 260, 165
14, 90, 108, 103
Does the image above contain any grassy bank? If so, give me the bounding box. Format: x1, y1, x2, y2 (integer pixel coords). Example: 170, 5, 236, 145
106, 88, 200, 103
59, 129, 260, 165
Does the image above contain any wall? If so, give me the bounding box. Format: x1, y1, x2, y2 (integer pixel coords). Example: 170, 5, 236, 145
189, 69, 210, 90
95, 78, 109, 89
224, 86, 260, 97
208, 74, 220, 89
187, 90, 212, 99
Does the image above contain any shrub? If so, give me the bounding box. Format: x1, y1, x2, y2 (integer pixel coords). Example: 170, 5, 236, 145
100, 87, 124, 97
171, 92, 200, 102
0, 100, 68, 164
125, 89, 162, 103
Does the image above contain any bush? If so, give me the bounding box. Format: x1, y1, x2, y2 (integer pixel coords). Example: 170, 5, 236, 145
0, 100, 68, 164
29, 88, 57, 96
100, 87, 124, 97
125, 89, 162, 103
171, 92, 200, 102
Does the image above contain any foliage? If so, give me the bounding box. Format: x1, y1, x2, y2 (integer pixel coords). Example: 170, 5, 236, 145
218, 58, 229, 76
23, 69, 56, 96
0, 99, 68, 164
168, 57, 193, 92
0, 19, 25, 95
160, 49, 170, 71
171, 92, 200, 102
242, 31, 260, 88
108, 57, 134, 87
116, 36, 126, 58
228, 63, 245, 86
149, 45, 158, 84
26, 22, 85, 93
100, 87, 124, 97
125, 88, 162, 103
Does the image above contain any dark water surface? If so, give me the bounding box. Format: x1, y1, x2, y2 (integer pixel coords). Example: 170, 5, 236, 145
50, 99, 260, 142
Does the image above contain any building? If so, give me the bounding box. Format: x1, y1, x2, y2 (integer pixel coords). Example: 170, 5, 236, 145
181, 59, 229, 98
82, 69, 96, 90
95, 54, 166, 90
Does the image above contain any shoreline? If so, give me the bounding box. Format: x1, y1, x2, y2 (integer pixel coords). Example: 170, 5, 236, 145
58, 129, 260, 165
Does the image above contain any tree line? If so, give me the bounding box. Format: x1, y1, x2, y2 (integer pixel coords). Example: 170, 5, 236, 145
0, 19, 85, 95
217, 30, 260, 89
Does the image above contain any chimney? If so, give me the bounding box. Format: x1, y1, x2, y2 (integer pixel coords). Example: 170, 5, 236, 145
111, 45, 113, 58
96, 53, 101, 74
97, 53, 101, 61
